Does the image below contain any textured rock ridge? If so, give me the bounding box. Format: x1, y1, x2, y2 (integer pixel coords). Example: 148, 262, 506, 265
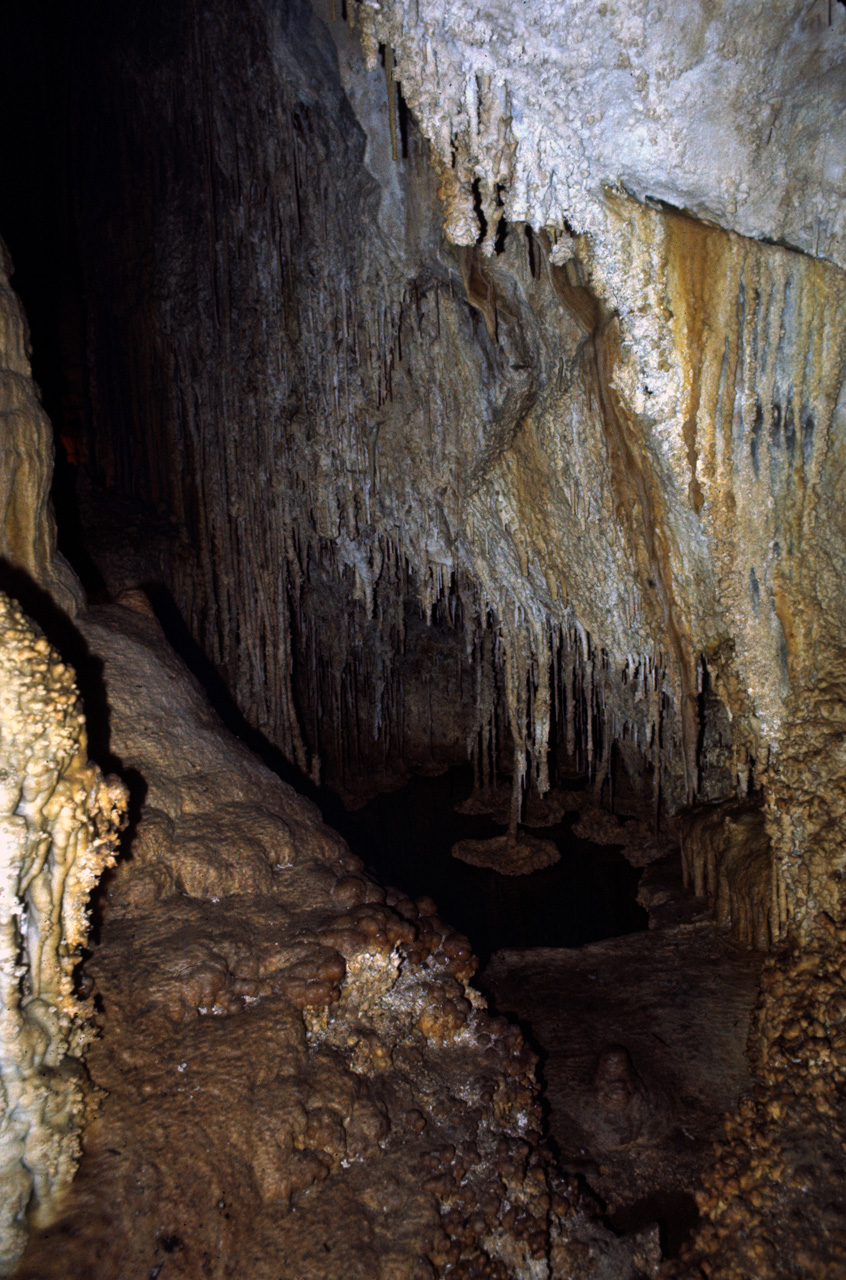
0, 240, 82, 615
14, 601, 625, 1280
352, 0, 846, 269
0, 591, 126, 1273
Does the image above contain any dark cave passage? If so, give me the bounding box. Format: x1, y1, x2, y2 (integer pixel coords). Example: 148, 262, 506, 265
102, 567, 653, 966
0, 0, 677, 1007
334, 765, 648, 966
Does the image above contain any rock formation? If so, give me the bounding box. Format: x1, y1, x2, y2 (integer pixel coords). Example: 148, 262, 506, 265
0, 229, 127, 1274
452, 832, 559, 876
51, 0, 846, 923
354, 0, 846, 268
12, 599, 573, 1280
0, 239, 82, 616
0, 592, 126, 1273
1, 0, 846, 1274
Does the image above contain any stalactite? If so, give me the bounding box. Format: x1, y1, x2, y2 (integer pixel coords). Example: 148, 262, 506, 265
74, 0, 846, 900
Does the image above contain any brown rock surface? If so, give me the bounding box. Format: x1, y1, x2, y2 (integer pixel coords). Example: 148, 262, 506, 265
0, 240, 82, 614
680, 801, 774, 950
483, 926, 764, 1241
452, 833, 560, 876
12, 602, 599, 1280
669, 920, 846, 1280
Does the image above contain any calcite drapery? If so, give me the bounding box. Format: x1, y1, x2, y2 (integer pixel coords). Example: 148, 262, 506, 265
51, 0, 846, 925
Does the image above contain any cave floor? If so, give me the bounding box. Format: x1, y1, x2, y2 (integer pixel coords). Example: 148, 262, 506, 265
13, 601, 582, 1280
482, 920, 765, 1257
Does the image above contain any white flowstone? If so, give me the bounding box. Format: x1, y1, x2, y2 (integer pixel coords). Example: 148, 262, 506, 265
357, 0, 846, 269
0, 593, 126, 1274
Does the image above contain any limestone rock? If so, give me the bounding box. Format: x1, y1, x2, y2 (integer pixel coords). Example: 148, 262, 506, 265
680, 800, 774, 949
0, 240, 83, 616
356, 0, 846, 270
671, 918, 846, 1280
56, 0, 846, 953
452, 831, 560, 876
13, 602, 612, 1279
0, 591, 126, 1274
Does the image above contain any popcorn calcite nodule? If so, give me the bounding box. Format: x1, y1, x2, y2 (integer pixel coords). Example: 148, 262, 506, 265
0, 592, 126, 1273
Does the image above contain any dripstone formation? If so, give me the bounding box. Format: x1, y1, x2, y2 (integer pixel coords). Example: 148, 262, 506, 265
0, 591, 126, 1273
1, 0, 846, 1275
62, 0, 846, 930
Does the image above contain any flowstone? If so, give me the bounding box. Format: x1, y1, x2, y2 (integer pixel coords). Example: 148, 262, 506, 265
0, 239, 83, 615
0, 591, 126, 1273
452, 833, 559, 876
12, 600, 640, 1280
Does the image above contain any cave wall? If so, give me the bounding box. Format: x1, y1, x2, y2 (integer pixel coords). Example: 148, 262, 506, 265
350, 0, 846, 940
66, 0, 491, 796
0, 239, 82, 614
65, 0, 684, 811
60, 0, 846, 938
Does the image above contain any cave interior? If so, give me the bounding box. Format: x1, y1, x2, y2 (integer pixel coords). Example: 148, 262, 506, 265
0, 0, 679, 953
2, 1, 846, 1277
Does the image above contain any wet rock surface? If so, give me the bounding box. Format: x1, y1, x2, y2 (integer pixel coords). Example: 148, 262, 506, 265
483, 924, 764, 1249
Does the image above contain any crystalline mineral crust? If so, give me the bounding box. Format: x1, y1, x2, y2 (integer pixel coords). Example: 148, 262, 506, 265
0, 591, 126, 1274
